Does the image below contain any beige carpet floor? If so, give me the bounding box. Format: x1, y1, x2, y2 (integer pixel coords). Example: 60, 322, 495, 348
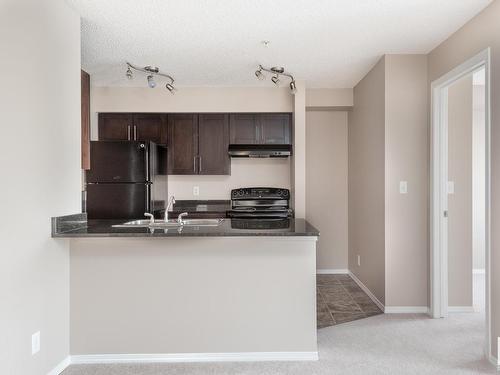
63, 313, 497, 375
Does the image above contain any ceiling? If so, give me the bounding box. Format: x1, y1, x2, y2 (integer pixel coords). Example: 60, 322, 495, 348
68, 0, 492, 88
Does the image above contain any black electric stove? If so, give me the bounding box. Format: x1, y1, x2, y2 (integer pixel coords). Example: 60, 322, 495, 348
226, 187, 293, 219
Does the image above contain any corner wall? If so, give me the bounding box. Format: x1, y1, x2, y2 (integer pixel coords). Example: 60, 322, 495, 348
0, 0, 81, 374
384, 55, 428, 308
348, 57, 386, 304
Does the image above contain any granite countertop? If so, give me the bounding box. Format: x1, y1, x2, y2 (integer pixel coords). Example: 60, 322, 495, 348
51, 213, 319, 238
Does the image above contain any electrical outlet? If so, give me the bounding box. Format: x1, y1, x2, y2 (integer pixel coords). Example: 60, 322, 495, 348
357, 255, 361, 267
193, 186, 200, 196
32, 331, 40, 355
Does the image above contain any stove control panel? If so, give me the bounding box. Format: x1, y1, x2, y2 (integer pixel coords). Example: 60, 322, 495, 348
231, 187, 290, 200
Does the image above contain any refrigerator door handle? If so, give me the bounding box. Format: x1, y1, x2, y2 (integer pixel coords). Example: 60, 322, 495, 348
145, 184, 151, 213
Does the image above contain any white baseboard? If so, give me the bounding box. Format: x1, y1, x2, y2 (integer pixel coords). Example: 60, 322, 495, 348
47, 356, 71, 375
448, 306, 475, 313
70, 351, 319, 364
317, 269, 349, 274
383, 306, 429, 314
347, 271, 385, 311
473, 269, 486, 275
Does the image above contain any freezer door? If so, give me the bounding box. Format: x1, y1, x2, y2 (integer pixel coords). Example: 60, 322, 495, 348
86, 141, 149, 183
86, 183, 150, 220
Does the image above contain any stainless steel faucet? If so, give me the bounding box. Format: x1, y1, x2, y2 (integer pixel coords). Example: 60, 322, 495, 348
144, 212, 155, 225
165, 195, 176, 221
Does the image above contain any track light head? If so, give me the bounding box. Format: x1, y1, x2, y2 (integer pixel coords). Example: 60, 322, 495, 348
289, 80, 297, 94
147, 75, 156, 88
271, 75, 280, 85
255, 69, 265, 81
126, 67, 133, 80
165, 83, 176, 94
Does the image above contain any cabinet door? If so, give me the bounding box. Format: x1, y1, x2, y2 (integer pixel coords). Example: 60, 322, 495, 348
198, 114, 230, 175
167, 114, 198, 174
259, 113, 292, 144
98, 113, 133, 141
229, 114, 259, 144
133, 114, 166, 144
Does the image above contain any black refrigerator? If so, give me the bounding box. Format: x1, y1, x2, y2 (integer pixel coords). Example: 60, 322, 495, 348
85, 141, 167, 220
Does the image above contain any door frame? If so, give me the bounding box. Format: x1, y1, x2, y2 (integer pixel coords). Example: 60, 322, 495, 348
430, 48, 491, 358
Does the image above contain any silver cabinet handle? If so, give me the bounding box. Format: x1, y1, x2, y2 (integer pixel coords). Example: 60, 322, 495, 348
134, 125, 137, 140
127, 125, 131, 140
193, 156, 197, 173
198, 156, 202, 173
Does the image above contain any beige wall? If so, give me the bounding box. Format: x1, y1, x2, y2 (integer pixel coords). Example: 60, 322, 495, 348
70, 237, 317, 355
348, 57, 386, 304
427, 0, 500, 359
384, 55, 428, 308
0, 1, 81, 374
447, 76, 473, 308
306, 111, 349, 270
305, 88, 353, 109
168, 158, 290, 199
91, 86, 296, 203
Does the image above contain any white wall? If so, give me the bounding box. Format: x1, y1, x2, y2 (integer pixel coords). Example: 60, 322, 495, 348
0, 1, 81, 374
306, 111, 348, 270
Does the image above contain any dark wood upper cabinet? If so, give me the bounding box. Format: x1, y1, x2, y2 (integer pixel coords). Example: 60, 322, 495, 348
81, 70, 90, 170
198, 114, 230, 175
229, 114, 260, 144
133, 114, 166, 144
98, 113, 133, 141
167, 114, 198, 174
260, 113, 292, 144
229, 113, 291, 145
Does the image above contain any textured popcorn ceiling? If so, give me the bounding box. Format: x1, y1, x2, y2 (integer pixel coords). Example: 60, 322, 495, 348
68, 0, 492, 88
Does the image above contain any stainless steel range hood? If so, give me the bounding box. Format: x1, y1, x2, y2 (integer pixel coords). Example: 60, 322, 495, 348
228, 144, 292, 158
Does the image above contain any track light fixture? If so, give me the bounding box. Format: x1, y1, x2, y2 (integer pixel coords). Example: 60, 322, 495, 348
254, 65, 297, 94
255, 68, 265, 81
125, 62, 176, 93
126, 66, 133, 80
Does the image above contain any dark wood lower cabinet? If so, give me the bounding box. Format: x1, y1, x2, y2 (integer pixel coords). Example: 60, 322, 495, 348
198, 114, 230, 175
167, 114, 198, 174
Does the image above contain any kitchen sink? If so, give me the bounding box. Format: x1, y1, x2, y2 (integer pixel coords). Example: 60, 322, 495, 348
112, 218, 224, 228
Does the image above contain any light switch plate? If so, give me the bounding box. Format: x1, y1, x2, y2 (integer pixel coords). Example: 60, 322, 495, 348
448, 181, 455, 194
399, 181, 408, 194
32, 331, 40, 355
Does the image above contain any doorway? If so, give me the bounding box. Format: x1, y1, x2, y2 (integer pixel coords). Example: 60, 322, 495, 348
430, 49, 491, 359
